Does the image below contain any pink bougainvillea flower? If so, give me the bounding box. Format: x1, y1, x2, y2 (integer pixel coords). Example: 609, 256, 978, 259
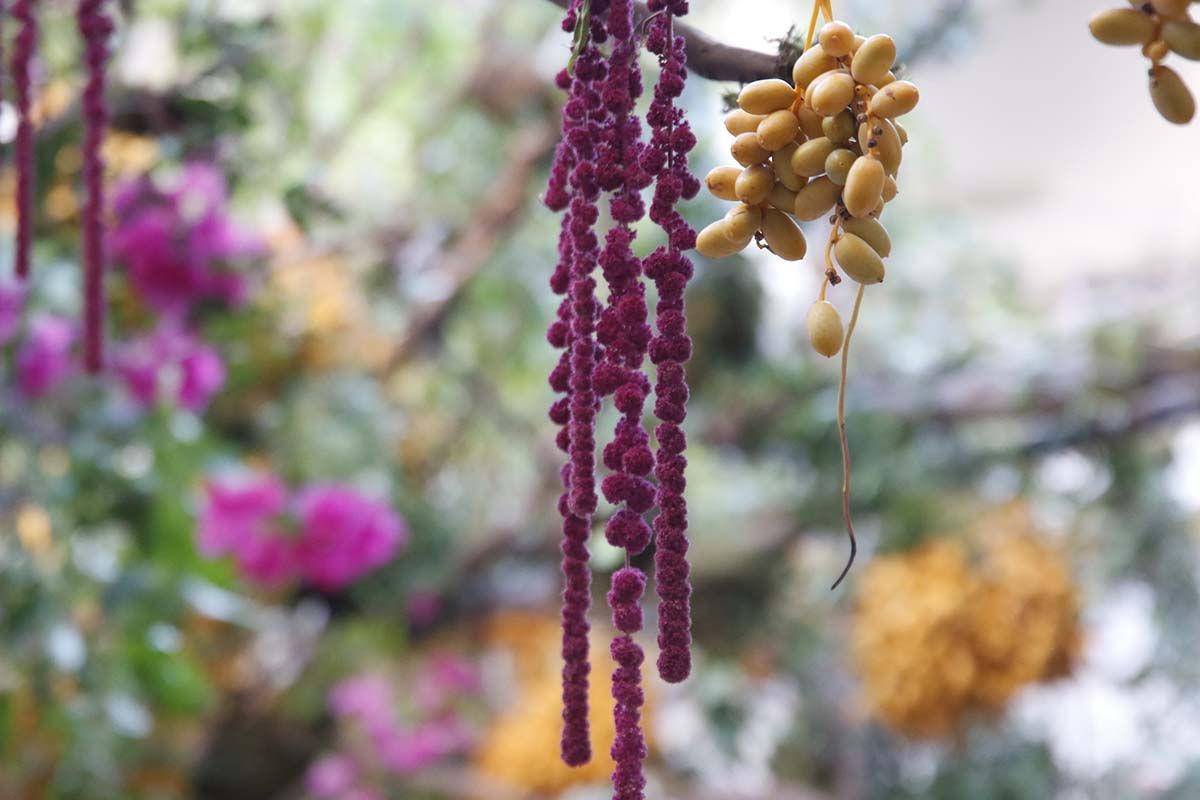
293, 485, 407, 591
375, 716, 474, 775
0, 282, 25, 346
196, 476, 407, 592
109, 162, 260, 316
196, 473, 288, 559
412, 654, 481, 714
320, 665, 478, 792
116, 324, 226, 412
16, 316, 76, 399
329, 672, 394, 727
178, 341, 226, 410
305, 754, 358, 798
234, 532, 298, 587
170, 162, 229, 217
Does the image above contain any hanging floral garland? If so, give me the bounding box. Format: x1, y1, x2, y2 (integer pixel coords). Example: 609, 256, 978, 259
6, 0, 114, 370
546, 0, 697, 795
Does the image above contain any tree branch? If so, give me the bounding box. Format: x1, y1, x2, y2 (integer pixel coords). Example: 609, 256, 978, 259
545, 0, 789, 82
381, 120, 560, 370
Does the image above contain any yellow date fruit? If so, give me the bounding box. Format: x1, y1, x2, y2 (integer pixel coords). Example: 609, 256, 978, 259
1089, 8, 1156, 45
724, 204, 763, 242
767, 183, 799, 211
825, 149, 858, 186
835, 233, 886, 284
1164, 19, 1200, 59
868, 81, 920, 118
792, 136, 837, 177
735, 163, 775, 205
773, 143, 806, 191
881, 174, 899, 202
757, 109, 802, 151
731, 132, 771, 166
843, 156, 886, 218
820, 21, 857, 58
807, 300, 844, 357
809, 71, 856, 117
1152, 0, 1191, 20
795, 105, 825, 139
739, 79, 797, 114
851, 34, 897, 87
705, 165, 741, 201
696, 220, 749, 259
859, 117, 902, 175
761, 208, 808, 260
793, 44, 838, 89
1150, 65, 1196, 124
793, 176, 842, 220
823, 109, 857, 144
725, 109, 767, 136
841, 216, 892, 257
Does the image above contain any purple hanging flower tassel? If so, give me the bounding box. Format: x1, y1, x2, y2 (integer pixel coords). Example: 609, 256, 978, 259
11, 0, 38, 281
597, 0, 654, 555
78, 0, 113, 372
643, 0, 700, 685
547, 0, 613, 767
0, 1, 7, 129
551, 224, 593, 767
593, 1, 654, 796
608, 567, 648, 800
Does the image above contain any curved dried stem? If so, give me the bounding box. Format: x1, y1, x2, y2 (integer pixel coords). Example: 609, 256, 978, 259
831, 282, 865, 591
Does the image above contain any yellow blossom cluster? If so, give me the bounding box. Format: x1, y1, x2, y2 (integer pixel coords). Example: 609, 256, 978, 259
850, 507, 1081, 739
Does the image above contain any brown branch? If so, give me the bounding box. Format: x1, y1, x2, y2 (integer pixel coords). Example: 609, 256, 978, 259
543, 0, 974, 82
381, 120, 559, 370
545, 0, 789, 82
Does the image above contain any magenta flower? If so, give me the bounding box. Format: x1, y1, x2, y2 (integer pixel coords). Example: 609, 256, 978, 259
197, 476, 407, 592
116, 324, 226, 412
305, 755, 358, 797
170, 162, 229, 216
234, 532, 298, 588
329, 673, 394, 723
16, 316, 76, 399
293, 486, 407, 592
111, 208, 209, 316
319, 664, 478, 794
0, 283, 25, 346
412, 654, 481, 714
110, 163, 259, 316
375, 717, 473, 775
196, 474, 288, 559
